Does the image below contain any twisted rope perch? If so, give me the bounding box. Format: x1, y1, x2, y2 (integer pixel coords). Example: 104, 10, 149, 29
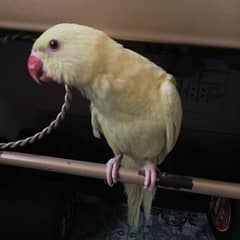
0, 85, 72, 149
0, 32, 72, 149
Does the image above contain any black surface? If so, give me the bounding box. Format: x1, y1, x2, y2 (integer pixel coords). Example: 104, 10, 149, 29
0, 179, 74, 240
67, 193, 215, 240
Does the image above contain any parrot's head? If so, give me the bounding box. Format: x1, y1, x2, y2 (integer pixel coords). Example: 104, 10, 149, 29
28, 23, 110, 87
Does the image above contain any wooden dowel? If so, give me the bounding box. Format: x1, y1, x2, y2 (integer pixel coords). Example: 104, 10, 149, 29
0, 151, 240, 200
0, 151, 144, 185
190, 177, 240, 199
156, 173, 240, 200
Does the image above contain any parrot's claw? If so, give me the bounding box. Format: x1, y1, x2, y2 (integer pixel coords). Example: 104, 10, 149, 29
106, 154, 123, 186
93, 129, 101, 139
143, 160, 157, 192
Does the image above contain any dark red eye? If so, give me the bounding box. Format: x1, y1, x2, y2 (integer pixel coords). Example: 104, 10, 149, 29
49, 39, 59, 50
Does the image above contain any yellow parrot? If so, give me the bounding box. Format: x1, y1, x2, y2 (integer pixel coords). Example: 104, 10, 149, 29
28, 23, 182, 227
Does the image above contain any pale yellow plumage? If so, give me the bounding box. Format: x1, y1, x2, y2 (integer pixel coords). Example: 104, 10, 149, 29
30, 23, 182, 227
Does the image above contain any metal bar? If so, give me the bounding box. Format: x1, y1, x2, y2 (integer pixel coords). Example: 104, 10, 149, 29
0, 151, 240, 199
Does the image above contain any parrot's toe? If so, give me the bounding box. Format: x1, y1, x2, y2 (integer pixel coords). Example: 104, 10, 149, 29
143, 160, 157, 191
106, 154, 123, 186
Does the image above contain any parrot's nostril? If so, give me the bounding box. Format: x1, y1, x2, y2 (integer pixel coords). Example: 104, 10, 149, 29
28, 54, 43, 82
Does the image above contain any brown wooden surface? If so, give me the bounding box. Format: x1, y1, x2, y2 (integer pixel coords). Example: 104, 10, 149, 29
0, 0, 240, 48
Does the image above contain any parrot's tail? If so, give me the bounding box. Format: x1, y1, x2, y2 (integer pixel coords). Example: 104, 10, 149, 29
122, 156, 155, 227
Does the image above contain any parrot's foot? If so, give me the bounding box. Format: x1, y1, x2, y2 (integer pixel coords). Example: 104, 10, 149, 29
106, 154, 123, 186
143, 160, 157, 191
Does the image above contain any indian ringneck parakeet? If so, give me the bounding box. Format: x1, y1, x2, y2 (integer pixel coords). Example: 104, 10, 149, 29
28, 23, 182, 227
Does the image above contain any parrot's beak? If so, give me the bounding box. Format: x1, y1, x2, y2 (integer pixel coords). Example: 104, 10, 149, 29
28, 52, 52, 84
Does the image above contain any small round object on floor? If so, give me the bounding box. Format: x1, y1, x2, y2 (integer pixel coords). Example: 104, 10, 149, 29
208, 197, 240, 239
209, 197, 231, 232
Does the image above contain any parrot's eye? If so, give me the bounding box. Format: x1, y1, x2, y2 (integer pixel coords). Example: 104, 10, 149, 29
48, 39, 59, 51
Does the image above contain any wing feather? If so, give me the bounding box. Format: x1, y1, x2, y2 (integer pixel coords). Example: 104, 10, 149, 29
160, 78, 182, 153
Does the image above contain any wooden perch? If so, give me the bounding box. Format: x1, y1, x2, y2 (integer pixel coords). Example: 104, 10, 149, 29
0, 151, 240, 200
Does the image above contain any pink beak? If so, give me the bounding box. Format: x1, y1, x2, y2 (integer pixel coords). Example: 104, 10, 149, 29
27, 53, 52, 83
28, 54, 43, 83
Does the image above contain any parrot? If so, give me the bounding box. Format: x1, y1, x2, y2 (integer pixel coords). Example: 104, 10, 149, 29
27, 23, 182, 227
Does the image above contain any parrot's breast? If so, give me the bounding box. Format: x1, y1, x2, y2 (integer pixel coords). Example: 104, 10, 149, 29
96, 111, 166, 164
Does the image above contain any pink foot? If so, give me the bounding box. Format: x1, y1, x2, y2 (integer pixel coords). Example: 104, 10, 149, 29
106, 154, 123, 186
143, 160, 157, 191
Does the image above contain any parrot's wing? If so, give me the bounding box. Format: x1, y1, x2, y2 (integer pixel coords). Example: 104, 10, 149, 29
160, 78, 182, 153
90, 104, 102, 139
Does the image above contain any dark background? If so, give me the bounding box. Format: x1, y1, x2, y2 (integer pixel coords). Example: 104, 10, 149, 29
0, 30, 240, 239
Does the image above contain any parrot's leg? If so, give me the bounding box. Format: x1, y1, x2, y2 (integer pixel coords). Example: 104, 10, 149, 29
143, 160, 158, 191
106, 154, 123, 186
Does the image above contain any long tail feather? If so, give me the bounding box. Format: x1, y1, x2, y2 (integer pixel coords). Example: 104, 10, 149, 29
122, 156, 155, 227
